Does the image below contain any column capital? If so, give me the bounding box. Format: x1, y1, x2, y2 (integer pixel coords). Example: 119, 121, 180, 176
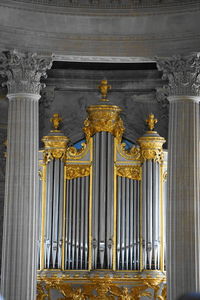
156, 54, 200, 97
0, 50, 53, 95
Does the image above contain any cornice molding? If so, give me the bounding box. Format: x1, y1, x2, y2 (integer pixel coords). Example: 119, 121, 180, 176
0, 0, 200, 16
1, 24, 200, 58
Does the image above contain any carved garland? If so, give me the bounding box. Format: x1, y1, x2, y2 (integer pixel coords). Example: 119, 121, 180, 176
37, 277, 167, 300
116, 165, 141, 181
65, 165, 91, 180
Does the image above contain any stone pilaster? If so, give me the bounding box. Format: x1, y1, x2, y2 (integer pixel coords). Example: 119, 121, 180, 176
0, 50, 52, 300
157, 54, 200, 299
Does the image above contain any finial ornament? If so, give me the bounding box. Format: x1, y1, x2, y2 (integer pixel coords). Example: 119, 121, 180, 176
83, 79, 124, 140
50, 113, 62, 131
146, 113, 158, 131
98, 80, 111, 102
137, 114, 166, 164
42, 113, 69, 163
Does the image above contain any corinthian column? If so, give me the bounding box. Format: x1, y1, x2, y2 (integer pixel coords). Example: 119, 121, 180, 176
157, 54, 200, 299
0, 50, 52, 300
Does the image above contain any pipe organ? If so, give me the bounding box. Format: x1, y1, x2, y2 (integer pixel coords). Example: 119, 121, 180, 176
37, 81, 167, 300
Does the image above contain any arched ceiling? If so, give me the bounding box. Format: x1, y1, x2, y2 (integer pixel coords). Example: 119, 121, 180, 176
0, 0, 200, 59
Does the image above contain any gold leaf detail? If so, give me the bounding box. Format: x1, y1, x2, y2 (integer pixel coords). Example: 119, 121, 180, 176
116, 166, 141, 181
36, 283, 49, 300
66, 142, 89, 160
83, 105, 124, 141
98, 79, 111, 102
42, 135, 69, 163
37, 276, 166, 300
163, 171, 167, 182
116, 142, 141, 161
50, 113, 62, 131
146, 113, 158, 131
157, 284, 167, 300
65, 165, 90, 180
141, 148, 164, 164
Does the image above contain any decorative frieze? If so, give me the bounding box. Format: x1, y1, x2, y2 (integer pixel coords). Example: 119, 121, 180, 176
37, 275, 167, 300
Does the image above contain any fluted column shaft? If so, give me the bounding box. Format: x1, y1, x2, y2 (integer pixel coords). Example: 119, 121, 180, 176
0, 51, 52, 300
1, 93, 40, 300
157, 55, 200, 299
168, 96, 200, 299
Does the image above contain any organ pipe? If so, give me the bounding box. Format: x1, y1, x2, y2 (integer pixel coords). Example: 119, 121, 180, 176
116, 177, 140, 270
137, 113, 166, 271
92, 132, 114, 269
38, 82, 167, 275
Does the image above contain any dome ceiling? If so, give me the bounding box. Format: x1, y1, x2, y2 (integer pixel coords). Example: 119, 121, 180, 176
0, 0, 200, 59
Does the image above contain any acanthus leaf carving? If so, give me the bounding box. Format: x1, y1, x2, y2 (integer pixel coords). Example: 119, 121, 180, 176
37, 276, 166, 300
156, 54, 200, 96
0, 50, 53, 94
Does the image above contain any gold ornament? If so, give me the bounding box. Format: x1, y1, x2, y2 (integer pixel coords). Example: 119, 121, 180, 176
137, 114, 166, 164
116, 141, 141, 161
65, 165, 90, 180
41, 114, 69, 163
37, 274, 166, 300
157, 284, 167, 300
83, 105, 124, 141
66, 143, 90, 160
98, 79, 111, 102
36, 283, 49, 300
116, 166, 141, 181
54, 282, 86, 300
83, 80, 124, 140
50, 113, 62, 131
146, 113, 158, 131
163, 171, 167, 182
42, 135, 69, 163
